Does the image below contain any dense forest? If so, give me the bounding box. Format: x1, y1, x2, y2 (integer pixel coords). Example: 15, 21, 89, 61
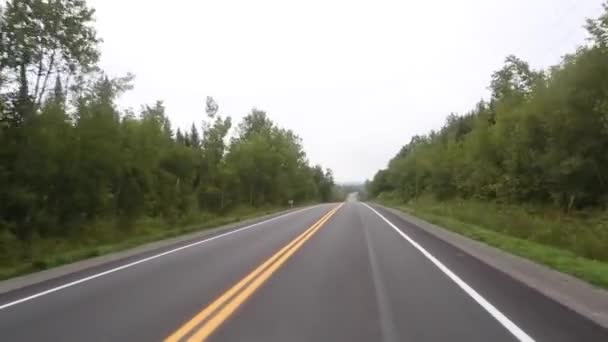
369, 3, 608, 213
0, 0, 334, 248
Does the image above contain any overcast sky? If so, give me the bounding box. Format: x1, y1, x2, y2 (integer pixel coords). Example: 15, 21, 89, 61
89, 0, 603, 183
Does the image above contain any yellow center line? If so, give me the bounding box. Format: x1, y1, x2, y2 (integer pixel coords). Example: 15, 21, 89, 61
187, 203, 343, 341
164, 203, 343, 342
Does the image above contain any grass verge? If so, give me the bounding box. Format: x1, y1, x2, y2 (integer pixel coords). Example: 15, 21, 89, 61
0, 206, 290, 281
375, 197, 608, 289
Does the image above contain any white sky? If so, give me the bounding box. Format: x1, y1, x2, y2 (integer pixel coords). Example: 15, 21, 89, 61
89, 0, 604, 183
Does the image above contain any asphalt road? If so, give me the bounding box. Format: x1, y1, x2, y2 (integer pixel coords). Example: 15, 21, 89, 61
1, 201, 607, 341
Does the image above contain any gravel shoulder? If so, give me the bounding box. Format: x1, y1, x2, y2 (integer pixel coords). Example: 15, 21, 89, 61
376, 203, 608, 330
0, 207, 308, 295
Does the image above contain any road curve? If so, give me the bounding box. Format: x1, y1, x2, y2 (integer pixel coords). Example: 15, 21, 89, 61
0, 202, 607, 341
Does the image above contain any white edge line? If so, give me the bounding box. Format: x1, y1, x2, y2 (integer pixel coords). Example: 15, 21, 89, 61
363, 203, 535, 342
0, 205, 319, 311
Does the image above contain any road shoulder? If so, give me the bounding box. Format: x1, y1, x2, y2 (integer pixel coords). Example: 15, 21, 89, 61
372, 203, 608, 330
0, 207, 306, 296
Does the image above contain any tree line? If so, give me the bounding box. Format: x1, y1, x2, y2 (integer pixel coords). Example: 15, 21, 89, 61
369, 3, 608, 212
0, 0, 334, 241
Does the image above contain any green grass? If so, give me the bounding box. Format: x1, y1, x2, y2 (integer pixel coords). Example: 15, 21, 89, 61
0, 206, 286, 281
376, 196, 608, 289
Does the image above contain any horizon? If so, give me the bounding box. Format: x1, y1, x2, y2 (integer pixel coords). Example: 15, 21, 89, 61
89, 0, 603, 183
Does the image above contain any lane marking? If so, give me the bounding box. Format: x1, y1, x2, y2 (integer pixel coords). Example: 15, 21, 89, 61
363, 203, 535, 342
0, 205, 322, 311
165, 204, 341, 342
167, 203, 344, 342
187, 204, 343, 342
362, 217, 399, 342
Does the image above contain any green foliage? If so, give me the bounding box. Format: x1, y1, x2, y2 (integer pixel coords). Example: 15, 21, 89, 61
380, 197, 608, 288
0, 90, 331, 239
369, 4, 608, 212
368, 5, 608, 284
224, 109, 332, 206
0, 0, 334, 274
586, 2, 608, 48
0, 205, 285, 280
0, 0, 100, 123
332, 183, 367, 201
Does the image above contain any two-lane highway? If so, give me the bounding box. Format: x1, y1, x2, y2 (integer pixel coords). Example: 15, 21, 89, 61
1, 202, 607, 341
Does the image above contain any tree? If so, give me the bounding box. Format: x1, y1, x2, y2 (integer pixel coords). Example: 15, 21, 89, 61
586, 1, 608, 48
0, 0, 100, 117
199, 97, 232, 210
176, 128, 185, 145
205, 96, 219, 118
369, 6, 608, 211
0, 0, 337, 247
189, 123, 200, 148
490, 55, 541, 104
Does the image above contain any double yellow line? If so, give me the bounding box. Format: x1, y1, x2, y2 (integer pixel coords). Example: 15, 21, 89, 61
165, 203, 344, 342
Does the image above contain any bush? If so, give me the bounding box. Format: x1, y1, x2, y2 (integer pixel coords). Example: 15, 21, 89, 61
406, 197, 608, 262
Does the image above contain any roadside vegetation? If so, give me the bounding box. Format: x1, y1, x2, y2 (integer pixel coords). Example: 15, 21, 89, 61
330, 183, 366, 202
377, 196, 608, 288
0, 205, 285, 280
0, 0, 334, 279
368, 4, 608, 287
